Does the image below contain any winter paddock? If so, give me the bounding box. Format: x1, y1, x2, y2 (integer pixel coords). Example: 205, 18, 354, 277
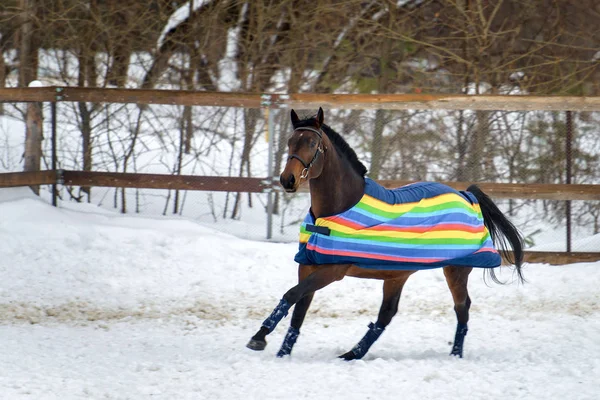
1, 97, 598, 399
2, 0, 600, 397
2, 110, 599, 398
1, 187, 599, 399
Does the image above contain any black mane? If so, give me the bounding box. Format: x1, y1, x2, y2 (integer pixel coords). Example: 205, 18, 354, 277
293, 116, 368, 177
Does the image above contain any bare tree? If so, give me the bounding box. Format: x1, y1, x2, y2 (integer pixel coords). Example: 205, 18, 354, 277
18, 0, 43, 194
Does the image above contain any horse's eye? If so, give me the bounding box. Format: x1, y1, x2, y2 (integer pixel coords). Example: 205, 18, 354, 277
310, 140, 317, 148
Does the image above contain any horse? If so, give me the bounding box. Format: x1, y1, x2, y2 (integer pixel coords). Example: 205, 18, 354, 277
247, 107, 524, 360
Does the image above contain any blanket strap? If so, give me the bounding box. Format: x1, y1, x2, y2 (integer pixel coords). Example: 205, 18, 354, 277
306, 224, 331, 236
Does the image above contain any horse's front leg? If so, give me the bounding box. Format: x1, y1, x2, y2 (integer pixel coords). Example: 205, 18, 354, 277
340, 273, 413, 361
247, 264, 348, 353
275, 291, 314, 357
275, 265, 317, 357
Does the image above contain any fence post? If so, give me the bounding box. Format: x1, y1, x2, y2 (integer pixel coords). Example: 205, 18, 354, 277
51, 101, 58, 206
265, 106, 276, 239
565, 110, 573, 252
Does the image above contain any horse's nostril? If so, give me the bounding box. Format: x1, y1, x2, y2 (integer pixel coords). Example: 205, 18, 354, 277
280, 174, 296, 189
279, 174, 296, 189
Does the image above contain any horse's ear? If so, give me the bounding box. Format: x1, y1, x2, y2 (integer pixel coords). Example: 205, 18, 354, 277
316, 107, 324, 127
290, 109, 300, 127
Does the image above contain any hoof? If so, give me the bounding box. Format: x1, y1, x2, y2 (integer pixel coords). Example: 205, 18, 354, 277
338, 351, 358, 361
246, 338, 267, 351
276, 349, 289, 358
450, 347, 463, 358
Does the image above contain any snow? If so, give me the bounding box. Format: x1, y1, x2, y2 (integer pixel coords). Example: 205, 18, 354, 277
530, 228, 600, 252
0, 114, 25, 172
28, 80, 46, 88
217, 27, 243, 91
510, 71, 526, 81
157, 0, 211, 49
1, 187, 599, 399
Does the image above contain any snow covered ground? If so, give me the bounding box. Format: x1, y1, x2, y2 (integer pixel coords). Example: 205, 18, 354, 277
1, 186, 599, 400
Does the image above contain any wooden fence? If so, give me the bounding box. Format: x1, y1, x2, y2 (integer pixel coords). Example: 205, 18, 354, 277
2, 86, 600, 110
1, 169, 599, 265
1, 87, 599, 264
2, 169, 600, 200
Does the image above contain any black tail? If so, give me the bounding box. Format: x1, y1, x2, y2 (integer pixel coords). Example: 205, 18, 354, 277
467, 184, 525, 284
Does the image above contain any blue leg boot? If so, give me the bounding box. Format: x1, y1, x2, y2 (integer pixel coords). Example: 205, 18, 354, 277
450, 323, 468, 358
340, 322, 385, 361
247, 299, 291, 351
262, 298, 291, 332
277, 326, 300, 357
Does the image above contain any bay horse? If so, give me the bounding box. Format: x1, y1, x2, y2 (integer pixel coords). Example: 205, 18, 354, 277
247, 107, 524, 360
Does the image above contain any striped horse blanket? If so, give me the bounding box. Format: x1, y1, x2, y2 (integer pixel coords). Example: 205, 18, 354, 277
295, 178, 501, 270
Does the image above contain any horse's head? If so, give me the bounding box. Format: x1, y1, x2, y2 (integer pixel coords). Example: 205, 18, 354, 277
280, 107, 327, 192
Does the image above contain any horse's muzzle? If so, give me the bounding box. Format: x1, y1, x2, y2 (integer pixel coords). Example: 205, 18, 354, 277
280, 173, 296, 192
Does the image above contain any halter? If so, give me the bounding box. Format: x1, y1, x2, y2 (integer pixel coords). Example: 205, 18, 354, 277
288, 127, 325, 179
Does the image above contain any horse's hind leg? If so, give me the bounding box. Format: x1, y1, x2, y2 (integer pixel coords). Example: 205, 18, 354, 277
444, 266, 473, 358
247, 264, 348, 353
340, 273, 413, 361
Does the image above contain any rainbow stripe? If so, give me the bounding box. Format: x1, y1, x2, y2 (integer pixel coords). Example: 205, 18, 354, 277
294, 179, 501, 270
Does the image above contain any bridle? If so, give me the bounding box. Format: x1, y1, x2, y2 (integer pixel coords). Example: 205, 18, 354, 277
288, 127, 325, 179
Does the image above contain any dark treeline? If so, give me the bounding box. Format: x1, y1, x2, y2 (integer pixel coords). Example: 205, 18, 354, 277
1, 0, 599, 94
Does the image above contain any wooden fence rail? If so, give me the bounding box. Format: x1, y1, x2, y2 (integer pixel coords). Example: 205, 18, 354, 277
380, 180, 600, 201
0, 170, 59, 187
61, 171, 269, 193
2, 170, 600, 200
518, 252, 600, 265
3, 87, 600, 111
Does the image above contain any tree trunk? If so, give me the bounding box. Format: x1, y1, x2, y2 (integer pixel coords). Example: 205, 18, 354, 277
183, 105, 193, 154
455, 110, 469, 181
174, 105, 191, 214
0, 45, 5, 115
231, 108, 258, 219
79, 102, 93, 201
120, 110, 143, 213
24, 102, 43, 195
465, 110, 488, 182
20, 0, 42, 194
369, 11, 394, 180
77, 50, 97, 202
18, 0, 36, 88
107, 39, 131, 87
369, 109, 386, 179
272, 111, 289, 215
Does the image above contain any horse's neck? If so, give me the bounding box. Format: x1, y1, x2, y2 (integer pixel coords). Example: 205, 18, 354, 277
309, 151, 364, 218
